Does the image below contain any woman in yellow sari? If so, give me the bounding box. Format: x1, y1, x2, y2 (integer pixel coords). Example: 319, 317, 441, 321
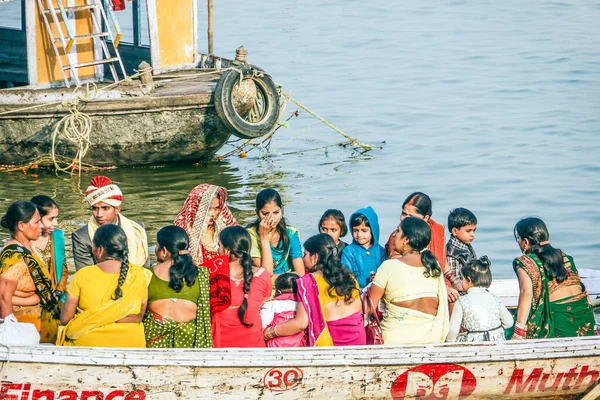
0, 201, 62, 343
57, 224, 149, 347
368, 217, 449, 344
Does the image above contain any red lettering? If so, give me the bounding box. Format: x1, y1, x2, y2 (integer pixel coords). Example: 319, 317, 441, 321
1, 383, 23, 400
105, 391, 125, 400
574, 366, 599, 390
561, 368, 578, 390
81, 391, 104, 400
504, 368, 543, 394
283, 370, 300, 387
539, 373, 564, 392
32, 389, 56, 400
20, 384, 31, 400
124, 391, 146, 400
267, 369, 283, 388
58, 391, 78, 400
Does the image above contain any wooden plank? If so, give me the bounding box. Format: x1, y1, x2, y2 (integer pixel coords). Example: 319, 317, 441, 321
1, 339, 600, 399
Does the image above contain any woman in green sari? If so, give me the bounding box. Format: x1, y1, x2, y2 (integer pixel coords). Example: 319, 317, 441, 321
143, 225, 212, 348
512, 217, 596, 339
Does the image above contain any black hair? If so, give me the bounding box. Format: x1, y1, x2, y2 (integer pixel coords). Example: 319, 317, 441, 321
274, 272, 299, 295
400, 217, 442, 278
30, 195, 59, 217
0, 201, 38, 234
248, 188, 290, 256
350, 213, 374, 245
448, 207, 478, 232
318, 209, 348, 237
304, 234, 358, 303
157, 225, 198, 292
220, 226, 254, 327
402, 192, 433, 218
514, 217, 567, 283
92, 224, 129, 300
461, 256, 492, 288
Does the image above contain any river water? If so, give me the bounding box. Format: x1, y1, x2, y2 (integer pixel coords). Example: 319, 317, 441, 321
0, 1, 599, 277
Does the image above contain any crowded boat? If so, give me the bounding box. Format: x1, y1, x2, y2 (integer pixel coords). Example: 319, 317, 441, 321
0, 175, 596, 348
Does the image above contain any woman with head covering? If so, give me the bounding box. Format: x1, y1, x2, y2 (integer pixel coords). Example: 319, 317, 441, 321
174, 184, 239, 316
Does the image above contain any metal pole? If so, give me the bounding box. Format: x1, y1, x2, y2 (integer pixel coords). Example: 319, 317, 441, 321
207, 0, 213, 54
132, 0, 141, 46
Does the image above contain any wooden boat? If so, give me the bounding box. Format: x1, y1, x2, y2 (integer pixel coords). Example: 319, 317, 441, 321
1, 271, 600, 399
0, 0, 280, 167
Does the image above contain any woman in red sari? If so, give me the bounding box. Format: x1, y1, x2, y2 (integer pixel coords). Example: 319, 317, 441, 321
212, 226, 271, 347
174, 184, 239, 316
386, 192, 462, 302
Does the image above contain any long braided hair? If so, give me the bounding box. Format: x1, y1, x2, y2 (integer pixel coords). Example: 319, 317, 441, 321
220, 226, 254, 327
304, 233, 358, 303
157, 225, 198, 292
514, 217, 567, 283
92, 224, 129, 300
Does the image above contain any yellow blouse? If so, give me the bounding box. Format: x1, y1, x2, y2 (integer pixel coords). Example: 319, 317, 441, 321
314, 274, 360, 304
66, 265, 147, 347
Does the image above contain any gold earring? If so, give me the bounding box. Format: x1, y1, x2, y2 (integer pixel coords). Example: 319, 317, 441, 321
402, 244, 408, 252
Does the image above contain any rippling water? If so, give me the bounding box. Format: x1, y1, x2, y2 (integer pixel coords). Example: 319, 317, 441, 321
1, 1, 599, 277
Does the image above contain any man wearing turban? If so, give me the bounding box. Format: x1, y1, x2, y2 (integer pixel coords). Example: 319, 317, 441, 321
71, 176, 149, 270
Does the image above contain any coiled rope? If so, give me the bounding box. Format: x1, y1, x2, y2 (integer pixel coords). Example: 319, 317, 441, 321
0, 69, 151, 174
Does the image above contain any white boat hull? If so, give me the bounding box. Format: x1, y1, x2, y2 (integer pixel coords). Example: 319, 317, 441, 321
1, 337, 599, 399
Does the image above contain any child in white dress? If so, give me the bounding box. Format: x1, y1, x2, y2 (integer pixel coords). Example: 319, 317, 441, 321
446, 256, 513, 342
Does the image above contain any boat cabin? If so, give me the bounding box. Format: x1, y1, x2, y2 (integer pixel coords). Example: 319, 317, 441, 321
0, 0, 204, 88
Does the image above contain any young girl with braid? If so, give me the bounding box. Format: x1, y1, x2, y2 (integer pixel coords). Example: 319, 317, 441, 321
212, 226, 271, 347
57, 224, 151, 347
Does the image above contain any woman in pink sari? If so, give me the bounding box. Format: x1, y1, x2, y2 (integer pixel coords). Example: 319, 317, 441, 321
174, 184, 239, 315
263, 234, 365, 346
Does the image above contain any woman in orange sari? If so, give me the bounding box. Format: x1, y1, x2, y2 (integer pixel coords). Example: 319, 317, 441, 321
385, 192, 462, 302
0, 201, 62, 343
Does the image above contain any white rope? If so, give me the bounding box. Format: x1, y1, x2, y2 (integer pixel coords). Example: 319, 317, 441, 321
51, 82, 96, 173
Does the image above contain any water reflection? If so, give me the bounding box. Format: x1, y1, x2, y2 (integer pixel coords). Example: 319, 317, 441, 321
0, 160, 292, 254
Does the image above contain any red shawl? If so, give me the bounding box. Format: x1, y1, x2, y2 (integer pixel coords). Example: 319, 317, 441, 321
175, 184, 239, 315
201, 255, 231, 316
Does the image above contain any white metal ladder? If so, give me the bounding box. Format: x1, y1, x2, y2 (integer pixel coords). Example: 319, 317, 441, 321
36, 0, 127, 87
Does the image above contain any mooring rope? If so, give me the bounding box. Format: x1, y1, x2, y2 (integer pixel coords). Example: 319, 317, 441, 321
0, 69, 150, 174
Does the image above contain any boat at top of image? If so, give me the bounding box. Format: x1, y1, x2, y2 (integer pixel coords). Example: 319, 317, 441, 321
0, 0, 281, 167
1, 270, 600, 399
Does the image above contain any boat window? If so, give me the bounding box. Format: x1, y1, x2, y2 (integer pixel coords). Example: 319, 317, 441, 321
0, 0, 23, 30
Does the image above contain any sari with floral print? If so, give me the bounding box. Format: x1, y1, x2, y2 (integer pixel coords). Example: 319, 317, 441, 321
513, 253, 596, 339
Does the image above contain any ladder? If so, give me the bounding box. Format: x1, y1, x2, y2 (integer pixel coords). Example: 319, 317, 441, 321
36, 0, 127, 88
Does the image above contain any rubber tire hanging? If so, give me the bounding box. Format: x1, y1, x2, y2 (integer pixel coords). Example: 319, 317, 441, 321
214, 66, 281, 139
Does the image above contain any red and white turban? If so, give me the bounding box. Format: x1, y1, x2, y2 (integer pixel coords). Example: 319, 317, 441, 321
85, 176, 123, 207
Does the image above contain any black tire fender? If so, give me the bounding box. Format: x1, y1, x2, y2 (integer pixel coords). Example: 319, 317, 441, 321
214, 66, 281, 139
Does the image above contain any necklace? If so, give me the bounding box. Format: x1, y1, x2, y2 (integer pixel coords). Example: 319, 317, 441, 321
201, 226, 219, 253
